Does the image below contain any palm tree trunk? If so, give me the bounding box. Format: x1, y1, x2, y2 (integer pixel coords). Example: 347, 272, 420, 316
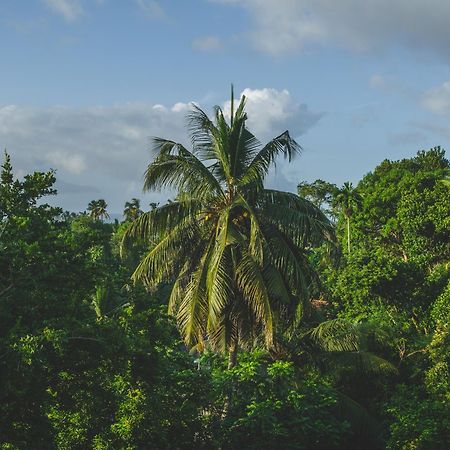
228, 339, 238, 369
347, 216, 351, 254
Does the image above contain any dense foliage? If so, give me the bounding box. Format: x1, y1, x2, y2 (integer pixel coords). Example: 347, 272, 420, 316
303, 147, 450, 449
1, 115, 449, 449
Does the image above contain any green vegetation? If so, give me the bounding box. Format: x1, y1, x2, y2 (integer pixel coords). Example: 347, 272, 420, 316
1, 96, 449, 449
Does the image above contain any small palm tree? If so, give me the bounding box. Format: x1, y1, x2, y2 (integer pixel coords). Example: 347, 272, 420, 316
87, 199, 109, 221
123, 198, 143, 222
333, 182, 361, 254
123, 90, 334, 366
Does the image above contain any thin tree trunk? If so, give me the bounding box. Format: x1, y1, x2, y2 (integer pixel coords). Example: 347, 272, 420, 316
223, 336, 239, 418
347, 216, 351, 254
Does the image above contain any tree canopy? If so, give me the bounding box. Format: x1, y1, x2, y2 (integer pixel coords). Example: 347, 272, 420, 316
1, 135, 449, 448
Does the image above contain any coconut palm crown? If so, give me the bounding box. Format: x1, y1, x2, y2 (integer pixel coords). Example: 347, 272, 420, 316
333, 182, 362, 254
124, 198, 143, 222
87, 199, 109, 221
123, 90, 334, 357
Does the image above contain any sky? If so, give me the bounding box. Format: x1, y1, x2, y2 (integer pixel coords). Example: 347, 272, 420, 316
1, 0, 450, 216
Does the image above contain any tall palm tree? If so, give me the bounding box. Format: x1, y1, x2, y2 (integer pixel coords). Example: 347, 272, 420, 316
123, 90, 334, 366
123, 198, 143, 222
333, 182, 362, 254
87, 199, 109, 221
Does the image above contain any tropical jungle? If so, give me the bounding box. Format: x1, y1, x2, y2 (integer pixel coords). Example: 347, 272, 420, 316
1, 94, 449, 449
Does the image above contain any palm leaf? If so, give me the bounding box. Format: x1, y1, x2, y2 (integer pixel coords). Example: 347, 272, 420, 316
177, 241, 214, 347
239, 131, 301, 186
235, 250, 274, 346
145, 139, 224, 198
130, 218, 202, 286
206, 210, 234, 330
308, 319, 359, 352
121, 199, 202, 251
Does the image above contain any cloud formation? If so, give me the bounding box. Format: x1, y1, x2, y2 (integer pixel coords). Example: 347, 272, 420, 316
223, 88, 322, 141
211, 0, 450, 57
422, 81, 450, 116
46, 151, 87, 175
1, 89, 320, 213
42, 0, 83, 21
0, 103, 187, 211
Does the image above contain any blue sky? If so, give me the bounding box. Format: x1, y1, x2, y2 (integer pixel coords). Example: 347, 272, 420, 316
1, 0, 450, 215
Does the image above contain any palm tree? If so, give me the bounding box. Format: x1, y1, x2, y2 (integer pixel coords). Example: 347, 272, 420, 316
333, 182, 361, 254
87, 199, 109, 221
282, 318, 397, 376
123, 90, 334, 366
123, 198, 143, 222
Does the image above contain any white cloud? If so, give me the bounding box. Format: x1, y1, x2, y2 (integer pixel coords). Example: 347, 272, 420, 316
42, 0, 83, 21
223, 88, 322, 140
192, 35, 222, 52
171, 102, 192, 113
46, 151, 87, 174
422, 81, 450, 116
0, 90, 320, 212
210, 0, 450, 57
136, 0, 166, 20
0, 103, 187, 212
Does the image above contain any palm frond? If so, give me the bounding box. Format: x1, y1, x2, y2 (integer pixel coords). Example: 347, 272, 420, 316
239, 131, 301, 186
168, 260, 190, 316
232, 194, 264, 264
259, 189, 335, 246
262, 263, 293, 308
145, 139, 224, 198
235, 250, 274, 346
177, 243, 214, 347
227, 105, 261, 179
121, 199, 202, 253
187, 105, 230, 183
308, 319, 359, 352
236, 194, 295, 314
130, 218, 202, 286
261, 224, 313, 300
206, 211, 234, 330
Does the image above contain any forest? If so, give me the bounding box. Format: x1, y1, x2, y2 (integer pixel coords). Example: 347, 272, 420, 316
1, 96, 449, 450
